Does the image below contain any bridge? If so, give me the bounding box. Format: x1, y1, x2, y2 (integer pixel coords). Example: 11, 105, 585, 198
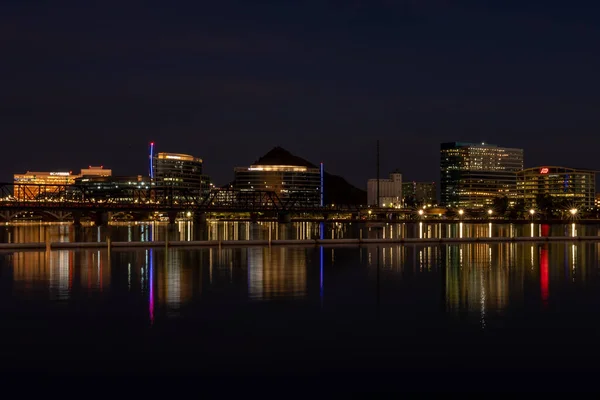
0, 182, 402, 224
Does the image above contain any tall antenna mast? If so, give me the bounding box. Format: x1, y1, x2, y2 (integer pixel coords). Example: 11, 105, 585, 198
376, 139, 380, 207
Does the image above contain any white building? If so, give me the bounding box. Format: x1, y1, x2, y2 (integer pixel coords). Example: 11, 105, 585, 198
367, 172, 402, 207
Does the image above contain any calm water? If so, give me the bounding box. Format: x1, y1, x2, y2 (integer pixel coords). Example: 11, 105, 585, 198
1, 221, 600, 243
2, 239, 600, 390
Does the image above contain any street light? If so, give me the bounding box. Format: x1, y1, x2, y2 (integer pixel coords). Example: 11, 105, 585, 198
529, 209, 535, 221
570, 208, 577, 218
458, 209, 464, 218
418, 209, 424, 217
487, 209, 493, 217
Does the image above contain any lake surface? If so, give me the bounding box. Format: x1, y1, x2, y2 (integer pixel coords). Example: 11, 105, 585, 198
2, 238, 600, 390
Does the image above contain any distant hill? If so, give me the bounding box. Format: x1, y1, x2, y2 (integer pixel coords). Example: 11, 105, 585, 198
240, 146, 367, 206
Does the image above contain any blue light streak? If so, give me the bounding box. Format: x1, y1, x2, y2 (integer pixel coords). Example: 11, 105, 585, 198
149, 248, 154, 324
149, 142, 155, 179
320, 222, 324, 300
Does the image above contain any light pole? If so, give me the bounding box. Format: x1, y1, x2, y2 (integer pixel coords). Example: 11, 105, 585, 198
487, 209, 493, 218
529, 209, 535, 222
458, 209, 464, 219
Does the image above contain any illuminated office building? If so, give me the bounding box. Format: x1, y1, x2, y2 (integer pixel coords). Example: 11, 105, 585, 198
402, 181, 436, 207
234, 164, 322, 207
440, 142, 523, 208
517, 166, 596, 209
13, 166, 111, 200
152, 152, 210, 199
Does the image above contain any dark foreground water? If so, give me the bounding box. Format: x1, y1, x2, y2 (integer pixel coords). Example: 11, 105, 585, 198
2, 242, 600, 391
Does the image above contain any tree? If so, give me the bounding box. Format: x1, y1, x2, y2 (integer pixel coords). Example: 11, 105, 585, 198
535, 194, 554, 218
492, 196, 509, 216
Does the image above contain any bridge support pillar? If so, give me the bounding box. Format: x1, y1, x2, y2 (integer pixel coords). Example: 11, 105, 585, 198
72, 211, 82, 226
73, 225, 85, 242
94, 212, 109, 227
277, 212, 291, 224
193, 212, 207, 224
168, 211, 178, 225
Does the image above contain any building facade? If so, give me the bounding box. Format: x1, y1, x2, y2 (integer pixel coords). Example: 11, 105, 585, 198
234, 164, 322, 207
402, 181, 436, 207
152, 152, 210, 199
13, 167, 111, 200
440, 142, 524, 208
517, 166, 596, 209
75, 175, 153, 203
367, 172, 402, 207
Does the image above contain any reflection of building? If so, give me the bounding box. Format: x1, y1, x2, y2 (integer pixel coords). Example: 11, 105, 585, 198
156, 249, 193, 311
444, 244, 510, 316
247, 247, 307, 299
402, 181, 436, 207
367, 171, 402, 207
12, 252, 51, 283
13, 166, 111, 200
75, 175, 153, 202
12, 250, 75, 300
234, 164, 321, 207
440, 142, 523, 208
517, 166, 596, 209
152, 152, 210, 199
78, 250, 111, 292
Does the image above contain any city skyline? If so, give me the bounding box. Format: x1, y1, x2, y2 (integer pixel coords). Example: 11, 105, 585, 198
3, 1, 600, 189
6, 140, 600, 190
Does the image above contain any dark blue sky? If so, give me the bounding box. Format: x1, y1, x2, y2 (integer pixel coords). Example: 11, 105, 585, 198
2, 0, 600, 187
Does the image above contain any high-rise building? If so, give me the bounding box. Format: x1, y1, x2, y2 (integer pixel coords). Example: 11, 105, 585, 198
152, 152, 210, 199
517, 166, 596, 209
402, 181, 436, 207
367, 171, 402, 207
234, 164, 322, 207
440, 142, 523, 208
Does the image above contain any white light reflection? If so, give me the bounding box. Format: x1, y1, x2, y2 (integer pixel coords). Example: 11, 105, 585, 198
530, 245, 534, 270
459, 222, 463, 238
419, 222, 423, 239
488, 222, 492, 238
530, 223, 534, 237
571, 223, 577, 238
209, 248, 214, 284
480, 272, 486, 330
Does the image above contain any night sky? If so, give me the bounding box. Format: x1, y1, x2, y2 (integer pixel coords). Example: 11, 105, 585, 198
2, 1, 600, 188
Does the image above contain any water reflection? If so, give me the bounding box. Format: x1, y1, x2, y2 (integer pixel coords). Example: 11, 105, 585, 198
1, 241, 599, 327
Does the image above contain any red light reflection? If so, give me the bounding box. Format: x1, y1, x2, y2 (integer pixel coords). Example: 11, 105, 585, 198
540, 245, 549, 306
